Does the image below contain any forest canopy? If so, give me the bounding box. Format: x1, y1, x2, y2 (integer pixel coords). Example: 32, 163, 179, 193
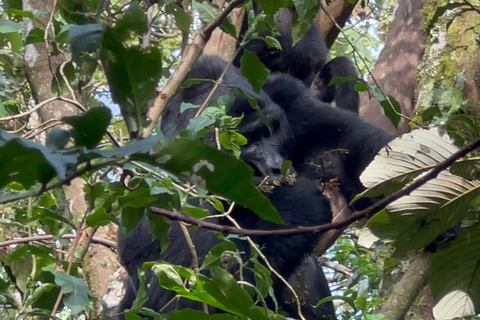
0, 0, 480, 320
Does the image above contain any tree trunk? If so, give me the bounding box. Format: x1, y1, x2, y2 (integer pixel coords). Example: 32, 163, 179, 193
359, 0, 426, 135
22, 0, 120, 313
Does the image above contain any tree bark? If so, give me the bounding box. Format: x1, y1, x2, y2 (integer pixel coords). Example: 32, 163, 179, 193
315, 0, 359, 49
378, 252, 430, 320
359, 0, 426, 135
22, 0, 120, 312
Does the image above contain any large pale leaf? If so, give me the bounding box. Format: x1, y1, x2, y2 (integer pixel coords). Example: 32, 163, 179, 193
430, 224, 480, 314
361, 129, 480, 256
359, 128, 459, 198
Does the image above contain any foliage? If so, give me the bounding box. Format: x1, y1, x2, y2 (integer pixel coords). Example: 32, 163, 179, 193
0, 0, 479, 320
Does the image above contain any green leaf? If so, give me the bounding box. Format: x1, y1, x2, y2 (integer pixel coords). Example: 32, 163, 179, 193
165, 4, 192, 33
25, 28, 44, 45
192, 1, 218, 24
0, 131, 78, 188
114, 1, 147, 40
362, 129, 480, 256
201, 241, 239, 270
254, 0, 293, 15
54, 272, 92, 315
371, 87, 401, 128
430, 223, 480, 312
220, 17, 237, 38
264, 36, 282, 50
68, 23, 105, 63
63, 107, 112, 149
291, 2, 319, 45
183, 116, 215, 139
171, 309, 240, 320
240, 49, 270, 93
86, 207, 115, 227
149, 138, 281, 223
6, 9, 45, 26
0, 19, 21, 33
100, 29, 161, 135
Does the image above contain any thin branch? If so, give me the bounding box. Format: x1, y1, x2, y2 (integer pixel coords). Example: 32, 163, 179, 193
151, 134, 480, 236
464, 0, 480, 15
0, 96, 84, 121
0, 234, 117, 249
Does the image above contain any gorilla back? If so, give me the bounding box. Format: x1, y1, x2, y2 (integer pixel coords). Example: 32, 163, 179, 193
117, 56, 336, 319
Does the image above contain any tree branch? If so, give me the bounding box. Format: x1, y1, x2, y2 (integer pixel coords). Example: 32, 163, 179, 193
0, 234, 117, 250
151, 135, 480, 236
143, 0, 247, 137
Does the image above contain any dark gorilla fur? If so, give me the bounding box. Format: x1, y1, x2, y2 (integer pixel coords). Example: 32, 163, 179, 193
237, 8, 359, 114
310, 56, 360, 114
263, 73, 393, 204
117, 56, 336, 320
238, 8, 328, 86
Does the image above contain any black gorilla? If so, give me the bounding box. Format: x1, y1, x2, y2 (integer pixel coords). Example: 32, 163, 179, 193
263, 73, 393, 204
236, 8, 359, 114
117, 56, 336, 319
310, 56, 360, 114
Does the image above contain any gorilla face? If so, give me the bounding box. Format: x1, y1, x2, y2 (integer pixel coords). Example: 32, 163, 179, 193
161, 56, 292, 179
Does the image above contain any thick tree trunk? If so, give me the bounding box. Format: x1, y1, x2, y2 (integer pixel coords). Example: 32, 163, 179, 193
359, 0, 426, 135
22, 0, 120, 313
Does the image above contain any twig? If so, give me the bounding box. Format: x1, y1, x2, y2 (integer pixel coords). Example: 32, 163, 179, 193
0, 96, 84, 121
237, 281, 269, 315
194, 45, 242, 119
0, 234, 117, 249
178, 223, 208, 313
464, 0, 480, 15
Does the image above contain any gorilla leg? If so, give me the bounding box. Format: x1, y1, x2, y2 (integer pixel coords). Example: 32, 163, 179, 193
310, 56, 360, 114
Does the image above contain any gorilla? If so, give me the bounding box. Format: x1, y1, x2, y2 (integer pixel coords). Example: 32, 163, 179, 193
236, 8, 360, 114
117, 56, 337, 320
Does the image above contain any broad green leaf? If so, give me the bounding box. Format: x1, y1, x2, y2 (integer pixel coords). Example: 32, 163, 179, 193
0, 19, 21, 33
430, 224, 480, 313
148, 138, 281, 223
54, 272, 92, 315
165, 4, 192, 33
63, 107, 112, 149
100, 28, 161, 135
240, 49, 270, 93
0, 131, 78, 188
68, 24, 105, 63
362, 129, 480, 256
114, 1, 147, 40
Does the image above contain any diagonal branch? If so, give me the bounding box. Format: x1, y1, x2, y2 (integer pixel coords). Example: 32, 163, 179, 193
151, 135, 480, 236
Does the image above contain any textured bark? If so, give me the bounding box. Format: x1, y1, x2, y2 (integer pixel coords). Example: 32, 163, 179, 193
359, 0, 426, 135
22, 0, 77, 120
22, 0, 120, 309
315, 0, 358, 49
378, 252, 430, 320
417, 1, 480, 117
204, 2, 245, 60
